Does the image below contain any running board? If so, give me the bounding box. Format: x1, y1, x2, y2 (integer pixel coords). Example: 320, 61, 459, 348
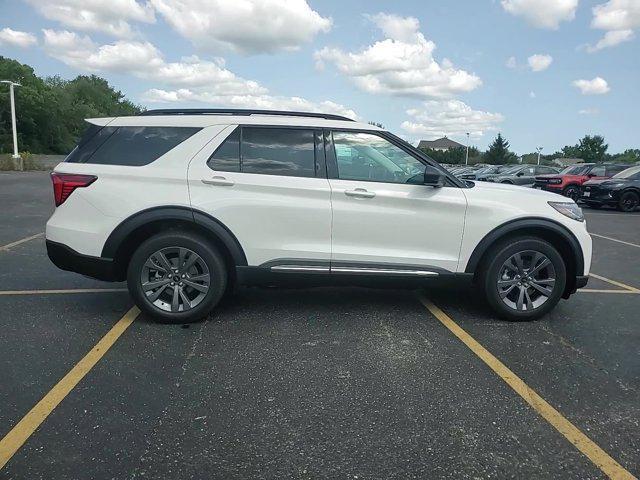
270, 265, 439, 277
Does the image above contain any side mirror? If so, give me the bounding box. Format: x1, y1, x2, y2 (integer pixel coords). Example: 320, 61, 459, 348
424, 165, 446, 187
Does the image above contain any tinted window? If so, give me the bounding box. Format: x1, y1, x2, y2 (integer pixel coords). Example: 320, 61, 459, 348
242, 127, 315, 177
67, 126, 200, 166
208, 128, 240, 172
606, 165, 626, 176
333, 131, 426, 184
590, 165, 606, 176
537, 166, 556, 174
65, 125, 116, 163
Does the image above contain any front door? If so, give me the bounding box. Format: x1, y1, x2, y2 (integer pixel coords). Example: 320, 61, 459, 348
326, 131, 467, 273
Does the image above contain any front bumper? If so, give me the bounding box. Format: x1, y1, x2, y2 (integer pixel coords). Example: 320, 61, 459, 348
533, 183, 563, 192
46, 240, 118, 281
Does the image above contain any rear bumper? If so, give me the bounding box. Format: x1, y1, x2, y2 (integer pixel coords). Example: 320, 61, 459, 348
46, 240, 118, 282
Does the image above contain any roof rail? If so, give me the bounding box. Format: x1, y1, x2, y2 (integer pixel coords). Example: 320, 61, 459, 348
139, 108, 354, 122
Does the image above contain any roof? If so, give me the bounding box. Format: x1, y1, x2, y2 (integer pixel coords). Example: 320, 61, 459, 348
86, 109, 377, 131
417, 137, 465, 149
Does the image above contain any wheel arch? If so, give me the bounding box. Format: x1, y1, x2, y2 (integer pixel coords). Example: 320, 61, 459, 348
102, 206, 248, 281
464, 217, 584, 298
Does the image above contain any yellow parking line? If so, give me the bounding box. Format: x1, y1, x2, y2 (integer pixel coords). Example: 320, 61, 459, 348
590, 233, 640, 249
0, 289, 128, 296
0, 306, 139, 470
578, 289, 638, 294
0, 233, 44, 252
589, 273, 640, 293
419, 296, 635, 480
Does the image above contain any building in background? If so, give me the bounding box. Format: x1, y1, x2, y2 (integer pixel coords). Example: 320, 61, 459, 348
417, 136, 464, 152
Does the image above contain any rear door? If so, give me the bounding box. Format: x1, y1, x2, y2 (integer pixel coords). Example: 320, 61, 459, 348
326, 130, 467, 273
188, 125, 332, 268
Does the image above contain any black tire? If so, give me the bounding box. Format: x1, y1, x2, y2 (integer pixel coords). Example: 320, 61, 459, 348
500, 180, 514, 184
481, 237, 566, 321
563, 185, 580, 202
618, 191, 639, 212
127, 231, 227, 323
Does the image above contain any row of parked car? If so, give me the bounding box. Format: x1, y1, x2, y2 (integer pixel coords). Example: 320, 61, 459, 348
443, 163, 640, 212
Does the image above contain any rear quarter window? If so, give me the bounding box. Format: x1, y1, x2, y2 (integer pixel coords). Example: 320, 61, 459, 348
66, 126, 201, 166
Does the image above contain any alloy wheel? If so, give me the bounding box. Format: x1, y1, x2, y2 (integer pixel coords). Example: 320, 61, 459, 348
140, 247, 211, 312
497, 250, 556, 312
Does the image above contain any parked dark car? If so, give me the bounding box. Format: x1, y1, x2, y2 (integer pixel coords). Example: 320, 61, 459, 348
459, 165, 506, 180
476, 165, 518, 181
484, 165, 559, 186
581, 165, 640, 212
533, 163, 628, 201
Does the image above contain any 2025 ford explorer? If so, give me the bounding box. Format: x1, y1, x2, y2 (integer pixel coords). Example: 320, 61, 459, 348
46, 109, 591, 323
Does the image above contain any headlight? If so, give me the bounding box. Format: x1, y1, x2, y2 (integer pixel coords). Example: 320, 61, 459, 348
548, 178, 562, 184
548, 201, 584, 222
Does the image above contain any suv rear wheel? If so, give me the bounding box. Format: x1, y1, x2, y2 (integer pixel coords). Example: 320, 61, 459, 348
127, 231, 227, 323
481, 237, 566, 321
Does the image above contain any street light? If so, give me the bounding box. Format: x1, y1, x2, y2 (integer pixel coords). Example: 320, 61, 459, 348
465, 132, 470, 165
536, 146, 543, 165
1, 80, 21, 161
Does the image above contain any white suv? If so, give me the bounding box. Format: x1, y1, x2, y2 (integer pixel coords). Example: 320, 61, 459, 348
46, 109, 591, 323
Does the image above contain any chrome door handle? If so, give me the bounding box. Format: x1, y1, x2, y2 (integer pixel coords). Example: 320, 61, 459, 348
344, 188, 375, 199
202, 176, 235, 186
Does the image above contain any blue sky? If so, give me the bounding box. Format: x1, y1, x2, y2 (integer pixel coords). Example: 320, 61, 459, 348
0, 0, 638, 154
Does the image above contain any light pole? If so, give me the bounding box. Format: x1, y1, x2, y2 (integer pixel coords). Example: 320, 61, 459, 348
1, 80, 21, 165
536, 146, 543, 165
465, 132, 470, 165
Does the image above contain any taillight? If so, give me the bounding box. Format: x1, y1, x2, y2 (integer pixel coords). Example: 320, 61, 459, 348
51, 173, 97, 207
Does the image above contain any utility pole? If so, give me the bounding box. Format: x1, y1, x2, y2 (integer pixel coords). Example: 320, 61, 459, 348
465, 132, 470, 165
536, 146, 543, 165
1, 80, 21, 169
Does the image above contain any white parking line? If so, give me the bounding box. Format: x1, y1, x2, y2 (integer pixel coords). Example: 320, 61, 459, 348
0, 233, 44, 252
590, 233, 640, 249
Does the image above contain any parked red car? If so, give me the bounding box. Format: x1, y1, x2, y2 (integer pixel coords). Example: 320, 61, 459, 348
533, 163, 628, 201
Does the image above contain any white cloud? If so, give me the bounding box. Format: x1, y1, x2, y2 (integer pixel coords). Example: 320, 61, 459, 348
572, 77, 610, 95
42, 29, 356, 119
587, 29, 635, 51
505, 56, 517, 69
578, 108, 599, 115
0, 28, 37, 48
527, 53, 553, 71
315, 13, 481, 99
401, 100, 504, 139
149, 0, 331, 54
588, 0, 640, 51
501, 0, 578, 29
26, 0, 155, 38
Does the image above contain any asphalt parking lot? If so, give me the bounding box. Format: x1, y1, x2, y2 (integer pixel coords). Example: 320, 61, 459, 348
1, 171, 638, 479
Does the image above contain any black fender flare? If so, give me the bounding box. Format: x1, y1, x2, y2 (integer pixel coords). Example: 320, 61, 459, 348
101, 206, 248, 266
464, 217, 584, 276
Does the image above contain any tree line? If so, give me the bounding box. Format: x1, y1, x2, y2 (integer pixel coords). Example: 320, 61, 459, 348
419, 132, 640, 166
0, 56, 142, 155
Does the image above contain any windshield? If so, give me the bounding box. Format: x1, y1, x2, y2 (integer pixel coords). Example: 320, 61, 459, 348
613, 166, 640, 179
560, 164, 591, 175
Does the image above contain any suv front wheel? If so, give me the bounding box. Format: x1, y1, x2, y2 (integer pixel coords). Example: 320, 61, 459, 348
127, 231, 227, 323
481, 237, 566, 321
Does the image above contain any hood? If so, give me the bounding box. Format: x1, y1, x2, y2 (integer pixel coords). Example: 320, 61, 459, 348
583, 178, 609, 186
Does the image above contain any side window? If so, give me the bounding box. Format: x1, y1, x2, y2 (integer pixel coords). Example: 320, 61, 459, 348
590, 165, 606, 176
65, 126, 117, 163
332, 131, 425, 184
241, 127, 315, 178
606, 165, 625, 176
68, 126, 201, 166
524, 167, 536, 175
207, 127, 240, 172
538, 166, 555, 174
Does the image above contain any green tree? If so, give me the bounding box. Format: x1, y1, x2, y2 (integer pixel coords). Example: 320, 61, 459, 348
0, 56, 143, 154
560, 135, 609, 162
418, 146, 481, 164
611, 149, 640, 163
484, 133, 517, 164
